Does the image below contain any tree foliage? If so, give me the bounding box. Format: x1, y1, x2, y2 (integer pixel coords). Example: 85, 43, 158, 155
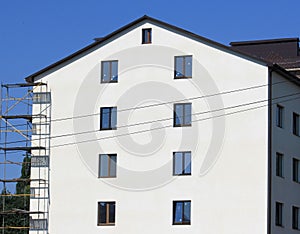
0, 156, 30, 234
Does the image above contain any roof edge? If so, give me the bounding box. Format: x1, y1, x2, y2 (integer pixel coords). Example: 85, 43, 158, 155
230, 37, 299, 46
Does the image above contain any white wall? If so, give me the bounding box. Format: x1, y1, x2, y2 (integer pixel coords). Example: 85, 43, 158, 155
31, 20, 269, 234
271, 72, 300, 234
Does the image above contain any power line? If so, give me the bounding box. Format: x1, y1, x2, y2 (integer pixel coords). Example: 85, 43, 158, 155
50, 93, 300, 148
3, 90, 300, 146
50, 81, 286, 123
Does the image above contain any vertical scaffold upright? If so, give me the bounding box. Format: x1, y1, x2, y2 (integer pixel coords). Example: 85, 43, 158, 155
0, 82, 51, 234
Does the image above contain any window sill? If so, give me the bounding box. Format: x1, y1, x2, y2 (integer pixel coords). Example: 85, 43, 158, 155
100, 128, 117, 131
101, 80, 118, 84
174, 76, 192, 79
173, 173, 192, 176
97, 223, 115, 226
173, 124, 192, 128
173, 222, 191, 225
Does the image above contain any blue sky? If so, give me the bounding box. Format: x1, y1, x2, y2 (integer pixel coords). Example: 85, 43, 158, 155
1, 0, 299, 83
0, 0, 299, 191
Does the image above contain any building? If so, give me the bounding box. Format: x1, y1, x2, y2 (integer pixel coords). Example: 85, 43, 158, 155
2, 16, 300, 233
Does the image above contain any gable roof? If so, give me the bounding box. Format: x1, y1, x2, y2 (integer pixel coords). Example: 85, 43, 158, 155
25, 15, 294, 83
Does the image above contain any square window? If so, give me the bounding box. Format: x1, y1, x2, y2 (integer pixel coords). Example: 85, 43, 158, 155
100, 107, 117, 130
142, 28, 152, 44
99, 154, 117, 178
98, 201, 115, 226
275, 202, 283, 226
174, 56, 192, 78
293, 112, 300, 136
101, 61, 118, 83
174, 103, 192, 127
173, 152, 191, 175
33, 92, 51, 104
276, 153, 284, 178
30, 218, 48, 230
173, 200, 191, 225
276, 105, 284, 128
293, 206, 300, 230
293, 158, 300, 183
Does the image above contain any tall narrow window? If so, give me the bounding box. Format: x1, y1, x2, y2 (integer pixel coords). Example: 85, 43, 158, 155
33, 92, 51, 104
142, 28, 152, 44
101, 61, 118, 83
293, 206, 300, 230
173, 152, 191, 175
276, 105, 284, 128
293, 112, 300, 136
174, 56, 192, 78
97, 202, 115, 226
100, 107, 117, 130
276, 153, 284, 178
293, 158, 300, 183
99, 154, 117, 178
173, 201, 191, 225
275, 202, 283, 226
174, 103, 192, 127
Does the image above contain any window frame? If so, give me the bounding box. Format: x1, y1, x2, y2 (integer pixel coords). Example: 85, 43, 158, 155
293, 158, 300, 183
100, 107, 117, 130
276, 152, 284, 178
173, 151, 192, 176
173, 200, 191, 225
101, 60, 118, 83
293, 112, 300, 136
276, 104, 284, 128
32, 92, 51, 104
275, 202, 283, 227
174, 55, 192, 79
293, 206, 300, 230
99, 154, 117, 178
173, 103, 192, 127
97, 201, 116, 226
142, 28, 152, 44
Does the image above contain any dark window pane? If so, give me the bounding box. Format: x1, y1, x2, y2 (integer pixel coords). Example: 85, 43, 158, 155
100, 155, 109, 177
293, 159, 300, 182
102, 62, 110, 82
110, 155, 117, 177
175, 57, 184, 78
111, 62, 118, 81
183, 201, 191, 223
184, 152, 191, 174
174, 153, 183, 175
99, 203, 107, 224
175, 104, 183, 126
293, 113, 299, 136
174, 202, 183, 223
185, 56, 192, 77
111, 107, 117, 129
184, 104, 192, 125
276, 153, 283, 177
109, 203, 115, 223
142, 28, 152, 44
275, 202, 283, 226
101, 108, 110, 129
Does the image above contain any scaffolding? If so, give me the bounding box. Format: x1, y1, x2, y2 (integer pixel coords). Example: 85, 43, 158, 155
0, 82, 51, 233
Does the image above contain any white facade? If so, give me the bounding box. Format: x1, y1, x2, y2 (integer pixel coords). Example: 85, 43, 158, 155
27, 16, 300, 234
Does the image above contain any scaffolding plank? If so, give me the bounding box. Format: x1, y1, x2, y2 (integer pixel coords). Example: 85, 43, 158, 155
0, 146, 46, 152
0, 178, 46, 183
0, 115, 32, 121
2, 83, 46, 88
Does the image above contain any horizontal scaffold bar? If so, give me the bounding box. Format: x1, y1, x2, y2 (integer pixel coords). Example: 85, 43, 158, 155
1, 82, 46, 88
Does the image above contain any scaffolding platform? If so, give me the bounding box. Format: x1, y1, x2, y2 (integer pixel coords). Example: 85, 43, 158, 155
0, 146, 46, 152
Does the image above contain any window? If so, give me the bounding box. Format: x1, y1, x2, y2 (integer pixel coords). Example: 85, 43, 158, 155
99, 154, 117, 178
293, 112, 300, 136
33, 92, 51, 104
30, 218, 48, 230
173, 201, 191, 225
173, 152, 191, 175
293, 158, 300, 183
275, 202, 283, 226
276, 105, 284, 128
97, 202, 115, 226
276, 153, 284, 178
174, 56, 192, 78
31, 156, 49, 167
101, 61, 118, 83
174, 103, 192, 127
293, 206, 300, 230
142, 28, 152, 44
100, 107, 117, 130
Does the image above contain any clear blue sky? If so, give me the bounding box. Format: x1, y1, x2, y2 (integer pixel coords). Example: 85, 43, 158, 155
0, 0, 299, 83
